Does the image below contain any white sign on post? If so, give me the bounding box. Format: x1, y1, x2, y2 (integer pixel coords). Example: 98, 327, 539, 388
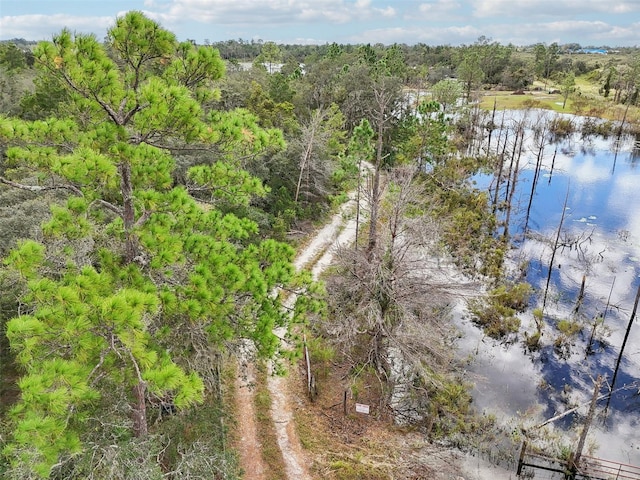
355, 403, 370, 414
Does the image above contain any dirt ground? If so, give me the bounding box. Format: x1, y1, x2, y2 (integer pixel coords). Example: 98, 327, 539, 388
289, 356, 518, 480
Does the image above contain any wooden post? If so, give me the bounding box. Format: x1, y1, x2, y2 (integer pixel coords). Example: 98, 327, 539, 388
517, 440, 527, 476
343, 390, 347, 416
574, 375, 604, 469
304, 334, 311, 397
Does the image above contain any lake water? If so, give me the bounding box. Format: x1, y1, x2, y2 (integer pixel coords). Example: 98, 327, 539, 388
460, 109, 640, 465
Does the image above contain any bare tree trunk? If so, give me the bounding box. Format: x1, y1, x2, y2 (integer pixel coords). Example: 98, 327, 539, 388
573, 375, 604, 470
573, 275, 586, 315
487, 98, 497, 153
367, 119, 384, 256
132, 381, 148, 437
542, 184, 570, 311
367, 83, 396, 257
355, 157, 362, 252
503, 123, 525, 240
587, 277, 615, 357
523, 149, 543, 233
524, 117, 549, 232
295, 133, 315, 203
491, 127, 509, 214
605, 283, 640, 413
120, 160, 149, 436
548, 145, 558, 184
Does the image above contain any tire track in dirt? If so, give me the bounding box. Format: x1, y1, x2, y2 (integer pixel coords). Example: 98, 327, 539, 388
235, 343, 266, 480
237, 168, 368, 480
267, 187, 363, 480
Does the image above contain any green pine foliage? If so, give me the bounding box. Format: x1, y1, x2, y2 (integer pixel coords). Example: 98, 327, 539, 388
0, 11, 319, 478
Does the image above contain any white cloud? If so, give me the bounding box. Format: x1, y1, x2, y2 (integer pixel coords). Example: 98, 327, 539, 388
350, 24, 482, 45
155, 0, 395, 25
418, 0, 461, 16
1, 0, 637, 45
375, 6, 397, 17
498, 20, 638, 46
0, 14, 114, 40
471, 0, 640, 18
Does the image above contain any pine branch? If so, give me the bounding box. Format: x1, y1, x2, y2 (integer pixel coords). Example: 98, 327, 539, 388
90, 198, 124, 217
0, 176, 83, 196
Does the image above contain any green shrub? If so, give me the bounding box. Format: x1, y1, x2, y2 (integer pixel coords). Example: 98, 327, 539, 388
557, 319, 581, 336
550, 117, 575, 137
469, 282, 532, 339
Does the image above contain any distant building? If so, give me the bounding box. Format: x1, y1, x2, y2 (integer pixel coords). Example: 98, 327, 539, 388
579, 48, 608, 55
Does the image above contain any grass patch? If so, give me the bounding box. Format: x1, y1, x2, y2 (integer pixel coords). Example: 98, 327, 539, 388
479, 84, 640, 132
557, 319, 582, 337
296, 410, 394, 479
480, 91, 573, 113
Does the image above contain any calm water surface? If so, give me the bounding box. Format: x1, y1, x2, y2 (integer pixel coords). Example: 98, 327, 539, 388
461, 109, 640, 464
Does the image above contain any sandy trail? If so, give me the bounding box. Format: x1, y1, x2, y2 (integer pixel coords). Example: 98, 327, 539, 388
234, 164, 519, 480
236, 184, 363, 480
235, 355, 266, 480
267, 189, 362, 479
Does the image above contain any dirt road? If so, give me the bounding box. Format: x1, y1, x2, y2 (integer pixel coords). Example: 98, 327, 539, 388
236, 187, 362, 480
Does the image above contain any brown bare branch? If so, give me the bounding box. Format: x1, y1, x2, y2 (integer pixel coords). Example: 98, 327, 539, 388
0, 176, 83, 196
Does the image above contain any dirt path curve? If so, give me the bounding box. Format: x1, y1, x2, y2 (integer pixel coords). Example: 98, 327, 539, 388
235, 170, 368, 480
267, 190, 361, 480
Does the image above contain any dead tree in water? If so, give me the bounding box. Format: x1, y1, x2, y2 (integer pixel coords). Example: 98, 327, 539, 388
491, 113, 509, 215
573, 274, 587, 315
486, 98, 498, 153
572, 375, 604, 470
586, 277, 615, 357
542, 184, 570, 311
605, 283, 640, 414
547, 145, 558, 184
524, 113, 551, 233
502, 119, 527, 240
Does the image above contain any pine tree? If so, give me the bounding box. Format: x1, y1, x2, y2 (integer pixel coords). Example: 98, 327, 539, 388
0, 11, 317, 477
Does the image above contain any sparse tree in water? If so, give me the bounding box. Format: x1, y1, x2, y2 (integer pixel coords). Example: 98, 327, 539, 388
0, 12, 318, 478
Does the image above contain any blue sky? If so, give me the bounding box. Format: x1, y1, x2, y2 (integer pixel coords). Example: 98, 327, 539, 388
1, 0, 639, 47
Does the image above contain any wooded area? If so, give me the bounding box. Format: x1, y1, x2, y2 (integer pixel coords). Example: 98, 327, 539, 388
1, 12, 639, 479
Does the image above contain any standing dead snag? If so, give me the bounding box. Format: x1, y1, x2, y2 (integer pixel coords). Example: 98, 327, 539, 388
367, 77, 401, 258
542, 183, 570, 312
323, 167, 475, 423
605, 283, 640, 414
